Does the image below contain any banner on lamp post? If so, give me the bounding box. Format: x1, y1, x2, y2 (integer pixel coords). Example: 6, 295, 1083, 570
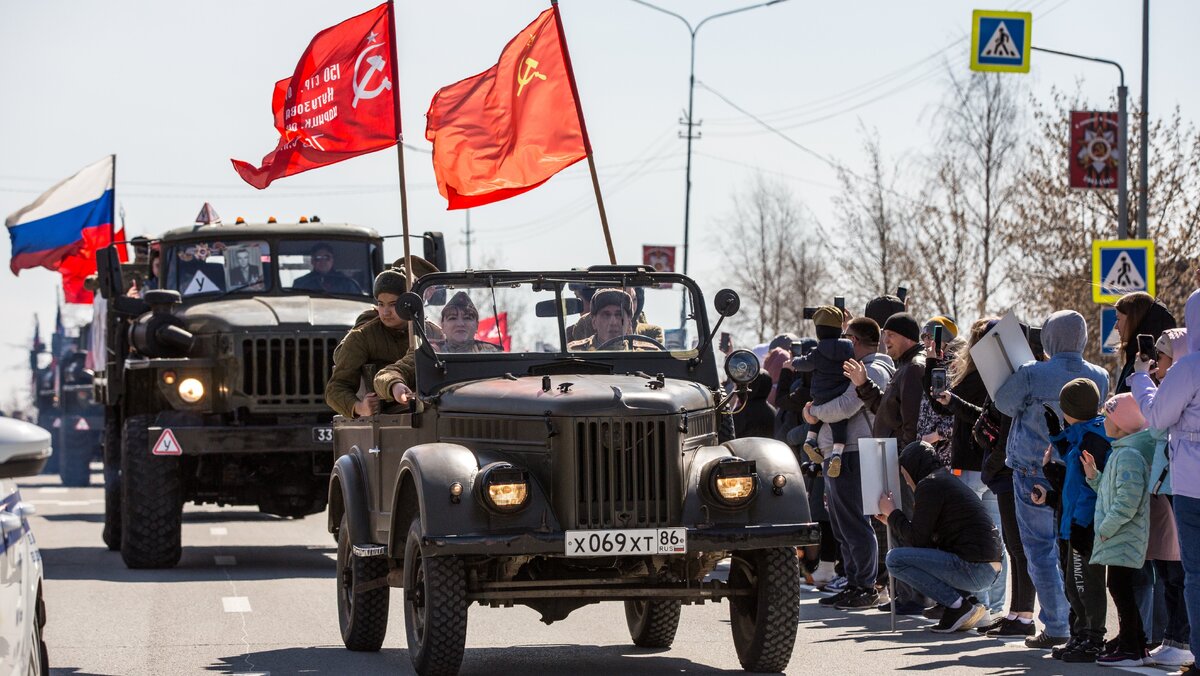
642, 245, 675, 288
1069, 111, 1120, 190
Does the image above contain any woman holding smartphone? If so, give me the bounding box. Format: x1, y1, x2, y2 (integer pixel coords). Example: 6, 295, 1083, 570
1114, 292, 1176, 394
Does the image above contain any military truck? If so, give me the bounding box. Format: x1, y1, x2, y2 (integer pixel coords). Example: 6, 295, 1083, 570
93, 221, 442, 569
30, 323, 104, 487
328, 267, 818, 674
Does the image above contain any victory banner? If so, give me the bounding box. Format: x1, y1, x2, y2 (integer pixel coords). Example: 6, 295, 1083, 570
1069, 111, 1120, 190
232, 2, 398, 189
642, 245, 675, 288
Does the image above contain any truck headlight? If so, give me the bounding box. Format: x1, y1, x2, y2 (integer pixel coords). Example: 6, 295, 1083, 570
178, 378, 205, 403
708, 457, 757, 507
480, 464, 529, 512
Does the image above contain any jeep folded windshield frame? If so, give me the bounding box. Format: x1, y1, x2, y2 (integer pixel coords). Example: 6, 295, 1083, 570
410, 270, 720, 395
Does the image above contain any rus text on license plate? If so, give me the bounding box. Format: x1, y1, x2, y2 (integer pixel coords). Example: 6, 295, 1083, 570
564, 528, 686, 557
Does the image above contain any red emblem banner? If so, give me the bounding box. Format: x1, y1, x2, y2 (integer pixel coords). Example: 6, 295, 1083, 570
232, 2, 398, 189
1069, 111, 1120, 190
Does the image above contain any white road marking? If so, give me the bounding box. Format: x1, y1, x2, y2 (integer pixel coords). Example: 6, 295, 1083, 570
210, 527, 228, 536
36, 487, 68, 493
222, 596, 252, 613
56, 500, 94, 506
214, 555, 237, 566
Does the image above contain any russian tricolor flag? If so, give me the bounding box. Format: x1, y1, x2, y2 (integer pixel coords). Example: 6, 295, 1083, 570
6, 156, 123, 303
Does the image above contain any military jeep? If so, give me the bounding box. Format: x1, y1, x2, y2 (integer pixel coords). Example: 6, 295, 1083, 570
328, 267, 818, 674
94, 222, 391, 569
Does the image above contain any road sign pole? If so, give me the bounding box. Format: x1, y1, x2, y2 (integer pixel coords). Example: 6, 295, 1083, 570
1138, 0, 1149, 239
1118, 85, 1129, 239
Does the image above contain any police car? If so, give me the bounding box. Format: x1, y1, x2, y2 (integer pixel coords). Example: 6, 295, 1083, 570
0, 416, 51, 675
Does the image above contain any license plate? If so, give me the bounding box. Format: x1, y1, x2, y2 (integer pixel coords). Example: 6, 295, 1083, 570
564, 528, 686, 557
312, 427, 333, 443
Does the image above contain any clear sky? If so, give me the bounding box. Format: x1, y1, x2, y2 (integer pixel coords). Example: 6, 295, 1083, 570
2, 0, 1197, 410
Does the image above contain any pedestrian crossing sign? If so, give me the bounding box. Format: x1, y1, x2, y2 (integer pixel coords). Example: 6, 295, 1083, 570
1092, 239, 1155, 303
1100, 307, 1120, 356
970, 10, 1031, 73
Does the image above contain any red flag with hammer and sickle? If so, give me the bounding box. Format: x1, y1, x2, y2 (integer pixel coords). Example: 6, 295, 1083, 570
232, 2, 398, 189
425, 7, 587, 210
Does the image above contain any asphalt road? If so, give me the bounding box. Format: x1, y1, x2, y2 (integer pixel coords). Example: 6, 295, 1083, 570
18, 467, 1173, 675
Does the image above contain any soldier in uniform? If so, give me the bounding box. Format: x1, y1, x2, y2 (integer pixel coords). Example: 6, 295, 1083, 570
566, 285, 664, 346
568, 288, 643, 351
435, 291, 502, 354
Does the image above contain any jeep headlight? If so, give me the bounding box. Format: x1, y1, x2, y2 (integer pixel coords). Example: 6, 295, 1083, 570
178, 377, 205, 403
481, 464, 529, 512
708, 457, 757, 507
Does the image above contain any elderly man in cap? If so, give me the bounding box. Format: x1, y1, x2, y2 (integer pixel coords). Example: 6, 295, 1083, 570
568, 288, 642, 351
325, 267, 416, 418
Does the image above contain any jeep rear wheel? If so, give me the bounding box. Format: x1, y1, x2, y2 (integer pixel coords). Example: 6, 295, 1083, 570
336, 514, 389, 651
119, 415, 182, 569
728, 548, 800, 673
403, 516, 467, 675
625, 599, 682, 648
101, 414, 121, 551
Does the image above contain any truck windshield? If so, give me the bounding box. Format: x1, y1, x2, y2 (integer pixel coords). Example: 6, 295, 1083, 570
419, 279, 700, 355
166, 240, 271, 297
278, 239, 373, 297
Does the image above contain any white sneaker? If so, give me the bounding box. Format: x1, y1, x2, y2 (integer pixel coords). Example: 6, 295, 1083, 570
811, 561, 837, 587
821, 575, 848, 592
1150, 645, 1195, 667
874, 586, 891, 607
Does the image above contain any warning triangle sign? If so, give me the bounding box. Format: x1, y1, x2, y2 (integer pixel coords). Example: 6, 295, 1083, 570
1102, 251, 1147, 293
152, 428, 182, 456
74, 417, 90, 431
981, 21, 1020, 59
183, 270, 217, 296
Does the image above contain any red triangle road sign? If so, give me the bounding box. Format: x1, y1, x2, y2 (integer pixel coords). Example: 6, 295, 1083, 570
152, 429, 182, 456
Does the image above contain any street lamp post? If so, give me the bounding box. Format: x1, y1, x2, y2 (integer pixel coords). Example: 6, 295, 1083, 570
631, 0, 790, 333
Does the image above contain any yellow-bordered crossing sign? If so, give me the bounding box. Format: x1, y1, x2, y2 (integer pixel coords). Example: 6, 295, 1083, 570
970, 10, 1032, 73
1092, 239, 1155, 303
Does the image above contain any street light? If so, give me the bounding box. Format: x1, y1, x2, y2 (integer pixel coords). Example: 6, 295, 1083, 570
631, 0, 791, 331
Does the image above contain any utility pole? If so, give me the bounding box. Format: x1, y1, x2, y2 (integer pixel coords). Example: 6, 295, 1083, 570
1138, 0, 1149, 239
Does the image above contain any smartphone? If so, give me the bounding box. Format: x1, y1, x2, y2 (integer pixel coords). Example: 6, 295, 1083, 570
803, 307, 817, 320
834, 296, 845, 310
931, 367, 947, 395
896, 286, 908, 302
719, 331, 733, 354
1137, 333, 1158, 361
932, 325, 944, 358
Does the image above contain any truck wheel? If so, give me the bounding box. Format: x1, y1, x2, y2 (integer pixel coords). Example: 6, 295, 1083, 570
59, 424, 92, 487
101, 415, 121, 551
119, 415, 182, 569
403, 516, 467, 675
625, 599, 682, 648
336, 514, 389, 651
728, 548, 800, 673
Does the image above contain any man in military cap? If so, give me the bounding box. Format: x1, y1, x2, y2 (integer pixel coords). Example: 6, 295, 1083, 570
568, 288, 641, 351
325, 268, 416, 418
566, 285, 664, 346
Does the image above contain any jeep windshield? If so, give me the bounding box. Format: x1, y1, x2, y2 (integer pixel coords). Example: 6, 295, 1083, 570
416, 274, 702, 356
164, 238, 375, 299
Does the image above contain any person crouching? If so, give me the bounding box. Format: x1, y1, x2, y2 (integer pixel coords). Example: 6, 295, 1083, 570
878, 441, 1003, 633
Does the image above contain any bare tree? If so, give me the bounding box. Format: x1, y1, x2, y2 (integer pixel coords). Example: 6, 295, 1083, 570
716, 177, 827, 342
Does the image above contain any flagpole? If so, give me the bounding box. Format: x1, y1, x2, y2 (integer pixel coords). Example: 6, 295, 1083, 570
109, 153, 117, 245
386, 0, 413, 290
550, 0, 616, 265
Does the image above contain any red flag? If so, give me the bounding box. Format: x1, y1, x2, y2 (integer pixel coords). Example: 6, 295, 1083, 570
476, 313, 511, 352
231, 3, 398, 189
425, 8, 587, 210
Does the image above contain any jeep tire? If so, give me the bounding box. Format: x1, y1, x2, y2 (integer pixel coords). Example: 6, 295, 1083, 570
625, 599, 682, 648
403, 516, 467, 675
728, 547, 800, 672
101, 414, 121, 551
336, 514, 389, 651
119, 415, 182, 568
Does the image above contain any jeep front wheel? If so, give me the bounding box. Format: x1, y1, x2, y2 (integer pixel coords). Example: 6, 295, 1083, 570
101, 413, 121, 551
727, 548, 800, 673
119, 415, 182, 569
403, 516, 467, 675
625, 599, 682, 648
336, 514, 389, 651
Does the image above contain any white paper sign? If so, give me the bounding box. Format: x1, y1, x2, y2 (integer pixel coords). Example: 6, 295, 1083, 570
970, 311, 1037, 400
859, 437, 902, 516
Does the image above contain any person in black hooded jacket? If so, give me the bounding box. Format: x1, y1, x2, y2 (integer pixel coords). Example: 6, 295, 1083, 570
1113, 292, 1175, 394
878, 441, 1004, 633
734, 372, 776, 439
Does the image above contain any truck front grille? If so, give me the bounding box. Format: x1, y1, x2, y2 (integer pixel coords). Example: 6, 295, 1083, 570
240, 334, 340, 409
575, 417, 671, 529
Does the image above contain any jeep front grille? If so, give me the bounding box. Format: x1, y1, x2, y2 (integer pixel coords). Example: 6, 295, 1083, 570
575, 417, 671, 529
240, 334, 340, 409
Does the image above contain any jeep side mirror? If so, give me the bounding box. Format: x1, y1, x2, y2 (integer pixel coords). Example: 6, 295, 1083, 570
714, 289, 741, 318
535, 297, 583, 318
96, 245, 123, 300
396, 291, 425, 323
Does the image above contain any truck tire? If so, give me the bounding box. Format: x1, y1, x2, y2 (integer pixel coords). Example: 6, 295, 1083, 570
336, 514, 389, 651
119, 415, 182, 568
728, 548, 800, 673
59, 424, 92, 487
403, 516, 467, 676
102, 415, 121, 551
625, 599, 682, 648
